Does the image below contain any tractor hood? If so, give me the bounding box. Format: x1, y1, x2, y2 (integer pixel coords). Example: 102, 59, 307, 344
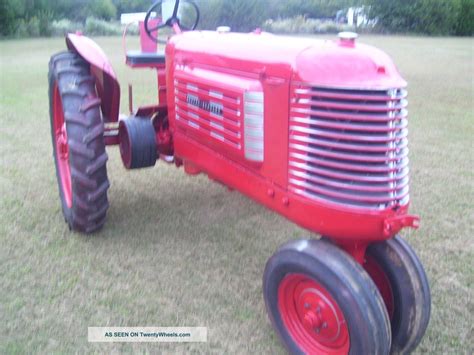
294, 39, 406, 89
168, 31, 406, 89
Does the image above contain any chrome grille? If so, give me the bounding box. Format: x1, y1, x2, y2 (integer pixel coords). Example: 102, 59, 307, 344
289, 84, 410, 209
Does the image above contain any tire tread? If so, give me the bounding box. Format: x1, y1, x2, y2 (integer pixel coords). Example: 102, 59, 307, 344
48, 50, 110, 233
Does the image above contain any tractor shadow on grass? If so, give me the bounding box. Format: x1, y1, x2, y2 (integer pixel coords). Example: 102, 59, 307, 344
102, 171, 274, 245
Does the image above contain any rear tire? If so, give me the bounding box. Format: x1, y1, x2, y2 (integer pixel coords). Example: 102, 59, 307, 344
48, 51, 110, 233
263, 239, 391, 355
365, 236, 431, 354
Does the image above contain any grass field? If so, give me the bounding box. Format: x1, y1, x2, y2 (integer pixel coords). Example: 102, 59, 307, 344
0, 35, 473, 353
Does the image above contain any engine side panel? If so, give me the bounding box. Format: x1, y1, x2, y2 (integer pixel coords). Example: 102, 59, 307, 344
165, 31, 417, 240
173, 65, 263, 164
166, 39, 291, 188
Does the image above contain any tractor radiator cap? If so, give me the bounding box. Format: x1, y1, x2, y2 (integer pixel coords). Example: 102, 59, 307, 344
338, 31, 358, 47
216, 26, 231, 33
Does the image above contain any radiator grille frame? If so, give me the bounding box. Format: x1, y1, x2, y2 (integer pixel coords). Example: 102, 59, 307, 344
289, 83, 410, 210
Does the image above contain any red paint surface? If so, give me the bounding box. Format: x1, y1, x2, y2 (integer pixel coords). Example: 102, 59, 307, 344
64, 29, 419, 248
364, 256, 395, 319
53, 83, 72, 208
164, 31, 417, 242
278, 273, 350, 354
66, 33, 120, 123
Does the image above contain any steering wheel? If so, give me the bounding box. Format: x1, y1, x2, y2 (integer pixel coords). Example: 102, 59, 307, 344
144, 0, 200, 43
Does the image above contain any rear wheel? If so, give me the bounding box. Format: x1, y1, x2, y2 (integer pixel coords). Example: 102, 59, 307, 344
48, 51, 110, 233
263, 239, 391, 354
365, 235, 431, 354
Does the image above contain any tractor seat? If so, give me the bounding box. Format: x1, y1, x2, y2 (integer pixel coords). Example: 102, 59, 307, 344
126, 51, 166, 66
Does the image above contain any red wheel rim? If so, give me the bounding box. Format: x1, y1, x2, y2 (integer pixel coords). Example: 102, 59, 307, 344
364, 256, 394, 319
278, 273, 350, 354
53, 83, 72, 208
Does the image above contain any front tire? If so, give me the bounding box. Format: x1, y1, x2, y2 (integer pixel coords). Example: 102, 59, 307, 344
48, 51, 110, 233
263, 239, 391, 354
365, 235, 431, 354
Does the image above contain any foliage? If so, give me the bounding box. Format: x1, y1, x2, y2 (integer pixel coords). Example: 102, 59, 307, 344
194, 0, 224, 30
0, 0, 21, 35
366, 0, 473, 35
279, 0, 359, 19
218, 0, 266, 32
37, 9, 54, 36
454, 0, 474, 35
263, 16, 354, 34
50, 19, 84, 37
0, 0, 120, 36
196, 0, 265, 31
89, 0, 117, 21
112, 0, 151, 15
14, 17, 40, 38
0, 0, 51, 36
0, 0, 472, 37
84, 17, 122, 36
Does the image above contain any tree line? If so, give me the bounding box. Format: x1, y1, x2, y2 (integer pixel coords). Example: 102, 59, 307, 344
0, 0, 472, 37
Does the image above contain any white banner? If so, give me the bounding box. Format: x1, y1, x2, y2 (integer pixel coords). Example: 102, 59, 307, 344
88, 327, 207, 342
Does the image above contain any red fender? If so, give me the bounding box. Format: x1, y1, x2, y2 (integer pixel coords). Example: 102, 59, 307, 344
66, 33, 120, 123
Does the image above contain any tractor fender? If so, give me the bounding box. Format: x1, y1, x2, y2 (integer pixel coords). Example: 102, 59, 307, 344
66, 33, 120, 123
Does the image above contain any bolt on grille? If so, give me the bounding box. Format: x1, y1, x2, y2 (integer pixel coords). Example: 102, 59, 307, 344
289, 84, 410, 209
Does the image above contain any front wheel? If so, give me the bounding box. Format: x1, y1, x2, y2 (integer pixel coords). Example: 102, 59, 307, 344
48, 51, 110, 233
263, 239, 391, 354
364, 235, 431, 354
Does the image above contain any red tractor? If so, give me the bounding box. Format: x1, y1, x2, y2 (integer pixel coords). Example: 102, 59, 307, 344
48, 1, 430, 353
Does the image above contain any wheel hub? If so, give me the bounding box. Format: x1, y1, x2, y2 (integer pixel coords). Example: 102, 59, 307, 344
278, 273, 349, 353
295, 282, 344, 343
303, 310, 321, 329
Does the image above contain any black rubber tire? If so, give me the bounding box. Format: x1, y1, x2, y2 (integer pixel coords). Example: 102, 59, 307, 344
119, 116, 157, 169
48, 51, 110, 233
366, 236, 431, 354
263, 238, 391, 355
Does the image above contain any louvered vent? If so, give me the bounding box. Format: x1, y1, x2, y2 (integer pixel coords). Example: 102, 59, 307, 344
289, 84, 410, 209
174, 78, 242, 150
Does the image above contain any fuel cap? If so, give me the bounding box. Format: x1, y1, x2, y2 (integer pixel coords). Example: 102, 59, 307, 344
338, 32, 358, 46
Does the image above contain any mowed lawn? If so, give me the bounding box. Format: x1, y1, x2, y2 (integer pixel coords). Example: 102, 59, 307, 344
0, 35, 472, 353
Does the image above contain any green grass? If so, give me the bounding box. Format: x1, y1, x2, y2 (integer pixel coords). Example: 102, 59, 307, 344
0, 35, 473, 353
